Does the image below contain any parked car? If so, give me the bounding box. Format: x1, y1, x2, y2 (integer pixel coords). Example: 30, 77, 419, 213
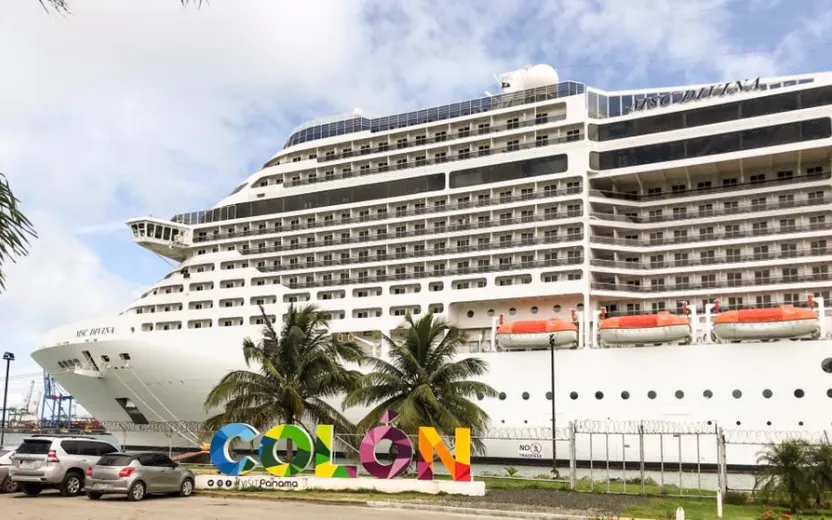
10, 436, 120, 496
0, 447, 18, 493
85, 452, 195, 501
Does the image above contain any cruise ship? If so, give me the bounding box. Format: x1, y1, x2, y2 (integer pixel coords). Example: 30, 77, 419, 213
30, 64, 832, 469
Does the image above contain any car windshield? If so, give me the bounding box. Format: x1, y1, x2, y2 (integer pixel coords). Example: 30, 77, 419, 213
16, 440, 52, 455
97, 454, 135, 466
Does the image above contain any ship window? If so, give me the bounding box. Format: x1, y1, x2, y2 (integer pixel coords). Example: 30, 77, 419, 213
736, 421, 741, 426
476, 393, 484, 401
522, 392, 530, 400
799, 421, 804, 426
823, 358, 832, 373
647, 391, 657, 399
590, 118, 832, 170
449, 153, 568, 189
827, 389, 832, 398
530, 306, 539, 314
675, 390, 684, 399
763, 389, 773, 398
467, 310, 474, 318
569, 391, 578, 400
498, 392, 506, 400
487, 309, 495, 317
595, 391, 604, 400
620, 391, 630, 400
119, 353, 131, 361
794, 389, 805, 398
732, 389, 742, 399
509, 307, 517, 315
553, 305, 561, 312
767, 421, 772, 426
545, 391, 553, 400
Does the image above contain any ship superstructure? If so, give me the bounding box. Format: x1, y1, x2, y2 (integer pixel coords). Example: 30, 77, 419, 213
29, 65, 832, 467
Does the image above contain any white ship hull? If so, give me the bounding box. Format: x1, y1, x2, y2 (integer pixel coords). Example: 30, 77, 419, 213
30, 321, 832, 468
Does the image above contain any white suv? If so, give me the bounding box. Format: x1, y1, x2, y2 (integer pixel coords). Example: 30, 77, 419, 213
11, 436, 120, 496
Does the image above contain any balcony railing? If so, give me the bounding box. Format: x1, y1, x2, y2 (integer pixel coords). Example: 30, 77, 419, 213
591, 273, 832, 293
592, 222, 832, 248
589, 171, 830, 202
590, 197, 827, 225
236, 212, 583, 256
250, 234, 584, 274
193, 186, 582, 244
269, 257, 585, 290
591, 247, 829, 271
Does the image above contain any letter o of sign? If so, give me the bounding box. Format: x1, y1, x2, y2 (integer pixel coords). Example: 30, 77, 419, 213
359, 425, 413, 479
259, 424, 314, 477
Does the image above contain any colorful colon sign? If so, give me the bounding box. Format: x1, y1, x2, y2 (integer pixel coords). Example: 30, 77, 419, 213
209, 409, 471, 482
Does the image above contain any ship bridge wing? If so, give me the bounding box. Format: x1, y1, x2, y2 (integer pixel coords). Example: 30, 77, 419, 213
125, 217, 191, 262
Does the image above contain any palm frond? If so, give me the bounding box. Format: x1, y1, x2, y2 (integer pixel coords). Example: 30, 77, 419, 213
0, 173, 36, 292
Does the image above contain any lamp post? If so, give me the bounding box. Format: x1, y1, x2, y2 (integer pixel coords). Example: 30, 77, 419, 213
1, 352, 14, 447
548, 334, 558, 479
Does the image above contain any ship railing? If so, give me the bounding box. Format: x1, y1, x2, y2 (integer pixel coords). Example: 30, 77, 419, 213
592, 221, 832, 247
590, 247, 830, 270
591, 272, 832, 293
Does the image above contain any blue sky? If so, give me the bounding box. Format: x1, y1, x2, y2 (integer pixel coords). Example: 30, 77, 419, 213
1, 0, 831, 407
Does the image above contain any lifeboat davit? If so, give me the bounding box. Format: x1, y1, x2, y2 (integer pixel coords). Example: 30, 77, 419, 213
713, 305, 820, 341
495, 319, 578, 350
598, 311, 691, 347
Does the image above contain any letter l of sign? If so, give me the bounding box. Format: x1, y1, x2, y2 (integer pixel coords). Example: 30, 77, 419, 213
314, 424, 357, 478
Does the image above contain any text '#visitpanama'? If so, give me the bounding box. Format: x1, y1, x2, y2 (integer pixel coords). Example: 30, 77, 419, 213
209, 410, 472, 481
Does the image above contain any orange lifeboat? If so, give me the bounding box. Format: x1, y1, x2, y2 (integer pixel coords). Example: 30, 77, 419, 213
495, 319, 579, 350
713, 305, 820, 341
598, 311, 691, 347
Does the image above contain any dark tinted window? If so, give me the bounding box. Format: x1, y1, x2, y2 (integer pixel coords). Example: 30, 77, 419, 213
95, 442, 119, 455
590, 118, 831, 170
17, 440, 52, 455
589, 85, 832, 141
98, 454, 135, 466
204, 174, 445, 224
136, 453, 174, 467
60, 440, 81, 455
449, 154, 568, 189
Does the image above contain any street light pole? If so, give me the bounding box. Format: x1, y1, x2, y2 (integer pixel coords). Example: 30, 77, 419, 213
1, 352, 14, 447
549, 334, 558, 479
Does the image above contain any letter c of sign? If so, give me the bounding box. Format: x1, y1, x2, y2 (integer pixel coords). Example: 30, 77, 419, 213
209, 423, 260, 476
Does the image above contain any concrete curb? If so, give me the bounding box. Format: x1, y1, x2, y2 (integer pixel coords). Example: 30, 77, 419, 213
367, 501, 596, 519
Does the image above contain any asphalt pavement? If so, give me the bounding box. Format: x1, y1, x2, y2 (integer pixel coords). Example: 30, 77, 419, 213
0, 491, 519, 520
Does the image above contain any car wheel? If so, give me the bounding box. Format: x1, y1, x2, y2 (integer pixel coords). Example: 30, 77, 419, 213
127, 481, 146, 502
20, 483, 43, 496
86, 491, 102, 500
178, 478, 194, 497
1, 475, 18, 493
60, 471, 84, 497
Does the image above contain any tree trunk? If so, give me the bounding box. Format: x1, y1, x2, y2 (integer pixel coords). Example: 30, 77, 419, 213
285, 414, 295, 463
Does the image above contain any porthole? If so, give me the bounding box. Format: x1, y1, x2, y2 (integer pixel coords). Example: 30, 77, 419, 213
799, 421, 805, 426
732, 389, 742, 399
794, 389, 805, 398
736, 421, 741, 426
595, 391, 604, 400
487, 309, 495, 317
703, 390, 713, 399
648, 390, 657, 399
707, 420, 713, 425
553, 305, 562, 312
577, 303, 585, 311
467, 310, 474, 318
766, 421, 772, 426
531, 306, 539, 314
823, 358, 832, 373
621, 391, 630, 400
522, 392, 530, 400
569, 391, 579, 400
827, 389, 832, 398
545, 391, 553, 400
763, 389, 773, 398
498, 392, 506, 400
509, 307, 517, 315
476, 393, 484, 401
675, 390, 684, 399
523, 420, 528, 424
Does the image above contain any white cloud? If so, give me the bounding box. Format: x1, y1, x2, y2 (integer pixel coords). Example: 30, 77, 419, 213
0, 0, 829, 412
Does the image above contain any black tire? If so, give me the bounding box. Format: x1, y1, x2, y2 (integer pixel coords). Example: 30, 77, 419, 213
19, 483, 43, 496
1, 475, 18, 493
127, 481, 146, 502
86, 491, 102, 500
60, 471, 84, 497
178, 478, 194, 497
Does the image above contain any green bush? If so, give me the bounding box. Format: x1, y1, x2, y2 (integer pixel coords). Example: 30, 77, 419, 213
755, 439, 832, 513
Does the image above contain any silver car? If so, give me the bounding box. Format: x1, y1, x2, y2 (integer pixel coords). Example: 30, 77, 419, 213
0, 447, 18, 493
85, 452, 195, 501
10, 436, 120, 496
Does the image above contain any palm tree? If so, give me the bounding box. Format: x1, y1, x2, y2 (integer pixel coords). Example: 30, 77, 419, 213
755, 439, 813, 513
0, 173, 36, 292
808, 442, 832, 507
343, 312, 498, 455
202, 304, 364, 453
